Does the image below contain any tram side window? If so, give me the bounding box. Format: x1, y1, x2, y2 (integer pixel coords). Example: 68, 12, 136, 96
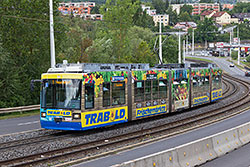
85, 84, 94, 109
112, 82, 125, 105
135, 81, 144, 102
213, 75, 221, 88
152, 80, 159, 100
193, 77, 198, 88
103, 83, 110, 107
204, 76, 210, 90
145, 80, 151, 101
159, 80, 168, 98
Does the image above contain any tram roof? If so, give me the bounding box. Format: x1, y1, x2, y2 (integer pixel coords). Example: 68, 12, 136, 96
47, 61, 217, 73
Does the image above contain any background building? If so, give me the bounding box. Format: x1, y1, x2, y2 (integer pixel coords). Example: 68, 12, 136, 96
153, 14, 169, 26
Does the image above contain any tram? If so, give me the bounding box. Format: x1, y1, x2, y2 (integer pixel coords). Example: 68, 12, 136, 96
39, 62, 222, 130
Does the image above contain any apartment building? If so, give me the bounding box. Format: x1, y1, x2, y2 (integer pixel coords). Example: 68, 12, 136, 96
192, 3, 220, 15
59, 2, 95, 8
58, 2, 95, 15
153, 15, 169, 26
171, 3, 220, 15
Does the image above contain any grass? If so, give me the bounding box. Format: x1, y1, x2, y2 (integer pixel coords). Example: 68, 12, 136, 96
185, 57, 214, 63
0, 110, 40, 120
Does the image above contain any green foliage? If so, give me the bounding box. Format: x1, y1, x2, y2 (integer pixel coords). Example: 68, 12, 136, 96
100, 0, 139, 62
152, 0, 169, 14
166, 6, 178, 26
162, 36, 179, 63
0, 0, 181, 107
231, 51, 238, 60
239, 22, 250, 41
231, 3, 250, 14
0, 0, 66, 107
150, 35, 179, 64
180, 4, 193, 15
179, 11, 192, 22
91, 5, 100, 14
195, 18, 217, 43
133, 4, 155, 30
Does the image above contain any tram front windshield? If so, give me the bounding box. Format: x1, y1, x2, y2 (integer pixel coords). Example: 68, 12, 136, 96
41, 79, 81, 110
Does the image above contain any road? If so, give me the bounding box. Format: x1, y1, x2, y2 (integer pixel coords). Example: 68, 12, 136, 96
0, 115, 40, 135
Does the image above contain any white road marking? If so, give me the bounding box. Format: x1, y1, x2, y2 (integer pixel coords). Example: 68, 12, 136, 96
18, 121, 39, 126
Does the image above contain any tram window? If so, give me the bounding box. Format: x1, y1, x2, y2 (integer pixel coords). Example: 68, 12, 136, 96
85, 84, 94, 109
152, 80, 159, 100
112, 82, 125, 106
205, 77, 209, 84
145, 80, 151, 101
135, 81, 144, 102
103, 83, 110, 107
159, 80, 167, 98
193, 77, 198, 87
197, 78, 203, 86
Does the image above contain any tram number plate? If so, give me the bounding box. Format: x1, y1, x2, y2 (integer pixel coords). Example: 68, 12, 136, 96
54, 118, 62, 122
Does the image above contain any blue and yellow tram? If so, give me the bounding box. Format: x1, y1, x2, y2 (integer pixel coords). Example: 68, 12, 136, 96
40, 63, 222, 131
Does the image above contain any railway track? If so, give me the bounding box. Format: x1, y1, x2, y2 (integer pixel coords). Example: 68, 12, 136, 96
0, 73, 249, 167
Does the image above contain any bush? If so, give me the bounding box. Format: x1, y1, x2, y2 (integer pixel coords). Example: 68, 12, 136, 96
231, 51, 238, 60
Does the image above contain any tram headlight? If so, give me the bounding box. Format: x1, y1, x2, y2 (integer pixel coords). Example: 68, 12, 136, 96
73, 113, 81, 119
41, 112, 46, 118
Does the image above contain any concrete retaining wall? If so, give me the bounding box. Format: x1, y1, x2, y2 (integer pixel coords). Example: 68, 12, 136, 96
177, 137, 216, 167
238, 123, 250, 145
112, 122, 250, 167
112, 148, 180, 167
211, 128, 242, 157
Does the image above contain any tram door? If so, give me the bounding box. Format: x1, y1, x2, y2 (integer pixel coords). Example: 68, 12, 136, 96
171, 69, 190, 112
191, 68, 210, 107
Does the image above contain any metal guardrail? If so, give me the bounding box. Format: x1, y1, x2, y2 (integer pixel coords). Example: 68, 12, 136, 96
0, 105, 40, 114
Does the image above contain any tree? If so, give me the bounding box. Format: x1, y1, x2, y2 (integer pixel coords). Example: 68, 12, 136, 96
180, 4, 193, 15
0, 0, 66, 106
166, 6, 178, 26
162, 36, 179, 63
179, 11, 192, 22
91, 5, 100, 14
133, 3, 155, 30
195, 18, 217, 43
100, 0, 139, 62
0, 39, 25, 107
231, 3, 250, 14
152, 0, 169, 14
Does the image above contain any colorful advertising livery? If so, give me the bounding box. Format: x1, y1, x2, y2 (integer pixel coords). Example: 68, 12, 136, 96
193, 96, 210, 106
136, 104, 167, 118
81, 106, 128, 129
211, 89, 222, 101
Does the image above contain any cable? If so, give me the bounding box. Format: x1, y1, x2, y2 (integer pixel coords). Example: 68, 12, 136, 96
0, 14, 49, 22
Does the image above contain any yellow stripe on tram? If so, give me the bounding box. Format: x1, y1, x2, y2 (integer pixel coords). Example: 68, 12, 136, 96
41, 73, 83, 79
